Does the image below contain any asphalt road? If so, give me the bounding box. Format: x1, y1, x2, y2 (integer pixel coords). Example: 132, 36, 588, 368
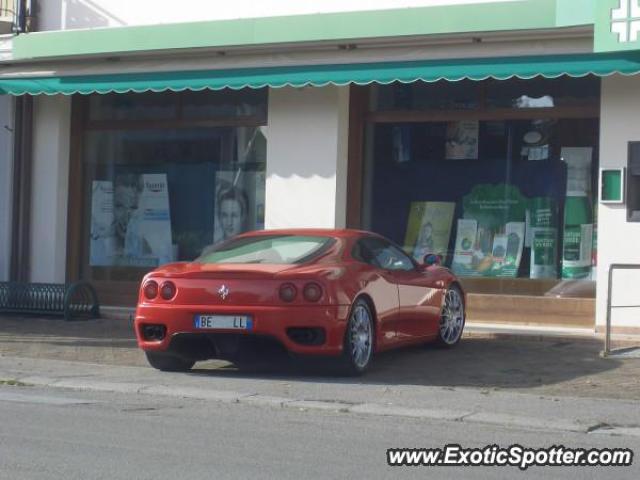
1, 386, 638, 480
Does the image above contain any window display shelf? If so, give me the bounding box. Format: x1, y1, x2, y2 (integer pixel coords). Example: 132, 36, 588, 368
459, 277, 595, 298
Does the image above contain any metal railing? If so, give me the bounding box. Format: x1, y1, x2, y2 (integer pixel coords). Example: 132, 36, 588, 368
0, 281, 100, 321
604, 263, 640, 355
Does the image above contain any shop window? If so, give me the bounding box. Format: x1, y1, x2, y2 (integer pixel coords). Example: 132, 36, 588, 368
362, 78, 600, 296
374, 80, 480, 111
88, 91, 179, 121
353, 237, 415, 271
181, 89, 267, 119
78, 89, 267, 285
372, 76, 599, 112
485, 76, 600, 109
627, 142, 640, 222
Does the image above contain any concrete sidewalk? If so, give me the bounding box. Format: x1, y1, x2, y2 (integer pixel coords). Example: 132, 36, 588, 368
1, 354, 640, 438
2, 314, 640, 437
1, 314, 639, 401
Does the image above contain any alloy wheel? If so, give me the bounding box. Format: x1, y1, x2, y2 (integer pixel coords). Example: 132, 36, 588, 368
349, 303, 373, 369
439, 287, 465, 345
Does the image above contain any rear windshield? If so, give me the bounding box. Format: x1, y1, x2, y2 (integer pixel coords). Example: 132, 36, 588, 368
196, 235, 336, 265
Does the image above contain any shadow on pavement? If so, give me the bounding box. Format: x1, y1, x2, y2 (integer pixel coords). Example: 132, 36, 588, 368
1, 314, 639, 399
188, 337, 618, 388
0, 315, 142, 365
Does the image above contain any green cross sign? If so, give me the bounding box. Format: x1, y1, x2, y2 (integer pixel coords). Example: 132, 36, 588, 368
596, 0, 640, 51
611, 0, 640, 42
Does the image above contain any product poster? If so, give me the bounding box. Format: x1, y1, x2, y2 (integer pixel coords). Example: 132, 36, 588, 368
392, 125, 412, 164
404, 201, 455, 263
520, 119, 554, 161
562, 223, 594, 279
89, 181, 116, 266
527, 197, 558, 278
525, 197, 557, 248
452, 219, 478, 274
213, 170, 266, 244
531, 228, 558, 279
91, 173, 173, 267
453, 184, 527, 277
561, 147, 594, 279
462, 184, 528, 231
133, 173, 173, 267
491, 235, 508, 266
446, 121, 479, 160
502, 222, 525, 277
561, 147, 593, 196
527, 145, 549, 161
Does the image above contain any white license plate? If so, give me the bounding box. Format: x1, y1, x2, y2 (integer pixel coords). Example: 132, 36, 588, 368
194, 315, 253, 330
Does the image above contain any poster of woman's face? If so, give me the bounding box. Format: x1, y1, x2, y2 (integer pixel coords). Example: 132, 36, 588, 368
113, 175, 143, 249
89, 173, 173, 267
212, 171, 266, 244
212, 171, 265, 244
217, 188, 248, 241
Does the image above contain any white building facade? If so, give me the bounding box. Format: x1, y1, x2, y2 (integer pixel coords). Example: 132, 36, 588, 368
1, 0, 639, 334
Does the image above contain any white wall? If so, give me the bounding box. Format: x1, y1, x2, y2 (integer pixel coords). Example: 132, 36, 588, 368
265, 86, 349, 230
28, 95, 71, 283
39, 0, 513, 31
0, 95, 13, 281
596, 74, 640, 330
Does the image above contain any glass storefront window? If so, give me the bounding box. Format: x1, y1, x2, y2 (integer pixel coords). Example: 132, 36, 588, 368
80, 89, 267, 284
181, 89, 267, 119
88, 91, 179, 121
362, 78, 600, 297
485, 76, 600, 109
374, 80, 480, 111
371, 76, 600, 112
88, 89, 268, 122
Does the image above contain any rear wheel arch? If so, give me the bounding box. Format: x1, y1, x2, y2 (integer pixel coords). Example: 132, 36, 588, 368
352, 293, 378, 351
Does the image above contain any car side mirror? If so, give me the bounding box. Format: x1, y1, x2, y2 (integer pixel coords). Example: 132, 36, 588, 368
423, 253, 441, 267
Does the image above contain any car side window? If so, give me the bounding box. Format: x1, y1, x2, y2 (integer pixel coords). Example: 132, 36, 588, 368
352, 240, 375, 265
355, 237, 415, 271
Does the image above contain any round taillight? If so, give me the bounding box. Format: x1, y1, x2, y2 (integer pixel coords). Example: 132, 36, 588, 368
160, 281, 176, 300
143, 281, 158, 300
279, 283, 297, 302
303, 282, 323, 302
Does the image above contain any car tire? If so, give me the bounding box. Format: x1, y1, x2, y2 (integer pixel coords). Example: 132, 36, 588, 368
145, 351, 195, 372
340, 298, 375, 375
435, 285, 465, 348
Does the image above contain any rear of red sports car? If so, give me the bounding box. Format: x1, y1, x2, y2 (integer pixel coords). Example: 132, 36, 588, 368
134, 232, 353, 370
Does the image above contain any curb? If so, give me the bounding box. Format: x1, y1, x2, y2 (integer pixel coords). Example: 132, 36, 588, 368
11, 373, 639, 437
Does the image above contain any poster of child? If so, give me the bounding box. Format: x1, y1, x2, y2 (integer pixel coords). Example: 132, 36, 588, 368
404, 202, 455, 263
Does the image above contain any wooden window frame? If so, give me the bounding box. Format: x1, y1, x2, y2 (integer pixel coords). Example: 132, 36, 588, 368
345, 80, 600, 297
346, 81, 600, 229
67, 92, 269, 306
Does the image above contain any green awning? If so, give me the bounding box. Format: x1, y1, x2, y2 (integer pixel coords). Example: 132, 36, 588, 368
2, 51, 640, 95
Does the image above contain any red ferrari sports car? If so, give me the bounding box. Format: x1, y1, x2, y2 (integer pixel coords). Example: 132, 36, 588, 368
134, 229, 465, 374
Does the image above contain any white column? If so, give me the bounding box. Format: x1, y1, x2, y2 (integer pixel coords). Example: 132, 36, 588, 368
0, 96, 13, 281
596, 74, 640, 331
29, 95, 71, 283
265, 85, 350, 230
